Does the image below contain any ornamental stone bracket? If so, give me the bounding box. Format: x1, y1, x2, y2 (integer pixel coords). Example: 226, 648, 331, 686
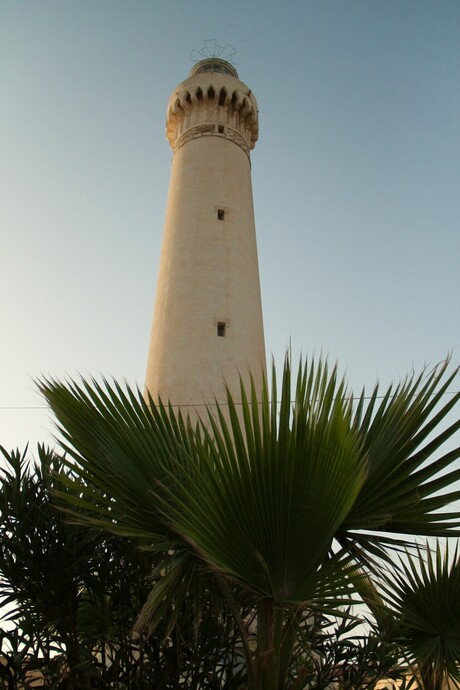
165, 71, 259, 156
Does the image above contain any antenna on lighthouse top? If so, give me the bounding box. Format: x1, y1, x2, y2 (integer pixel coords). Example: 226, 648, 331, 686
189, 40, 238, 78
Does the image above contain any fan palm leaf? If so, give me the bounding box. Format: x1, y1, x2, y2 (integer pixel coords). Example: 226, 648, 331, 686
40, 358, 366, 606
338, 359, 460, 559
381, 542, 460, 690
39, 358, 460, 595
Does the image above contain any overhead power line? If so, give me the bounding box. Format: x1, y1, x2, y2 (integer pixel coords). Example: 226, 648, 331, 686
1, 390, 459, 411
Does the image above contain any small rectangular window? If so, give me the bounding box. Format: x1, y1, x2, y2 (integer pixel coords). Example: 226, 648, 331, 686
217, 322, 226, 337
217, 209, 225, 221
218, 125, 225, 133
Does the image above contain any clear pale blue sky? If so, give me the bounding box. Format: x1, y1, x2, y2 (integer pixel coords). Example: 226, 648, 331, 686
1, 0, 459, 452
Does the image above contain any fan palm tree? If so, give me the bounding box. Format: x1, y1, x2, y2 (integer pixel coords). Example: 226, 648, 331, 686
378, 542, 460, 690
39, 357, 460, 690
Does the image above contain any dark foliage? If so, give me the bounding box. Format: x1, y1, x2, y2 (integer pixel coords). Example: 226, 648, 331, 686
0, 446, 244, 689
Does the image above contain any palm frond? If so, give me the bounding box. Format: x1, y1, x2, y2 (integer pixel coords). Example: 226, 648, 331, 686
342, 359, 460, 550
40, 359, 367, 607
381, 542, 460, 690
39, 357, 460, 613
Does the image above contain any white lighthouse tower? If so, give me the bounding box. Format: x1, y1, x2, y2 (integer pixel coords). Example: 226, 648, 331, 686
145, 52, 266, 419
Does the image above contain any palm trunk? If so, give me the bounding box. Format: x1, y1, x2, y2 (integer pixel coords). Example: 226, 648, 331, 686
419, 662, 445, 690
252, 599, 296, 690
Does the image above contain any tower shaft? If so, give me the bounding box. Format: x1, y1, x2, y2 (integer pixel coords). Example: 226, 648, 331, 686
145, 59, 266, 417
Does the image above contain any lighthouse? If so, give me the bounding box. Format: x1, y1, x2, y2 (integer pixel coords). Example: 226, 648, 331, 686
145, 55, 266, 419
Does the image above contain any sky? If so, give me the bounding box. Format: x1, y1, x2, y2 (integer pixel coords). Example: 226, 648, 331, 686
1, 0, 460, 454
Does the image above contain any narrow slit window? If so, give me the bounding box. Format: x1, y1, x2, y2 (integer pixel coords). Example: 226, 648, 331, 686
217, 322, 226, 337
217, 209, 225, 221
